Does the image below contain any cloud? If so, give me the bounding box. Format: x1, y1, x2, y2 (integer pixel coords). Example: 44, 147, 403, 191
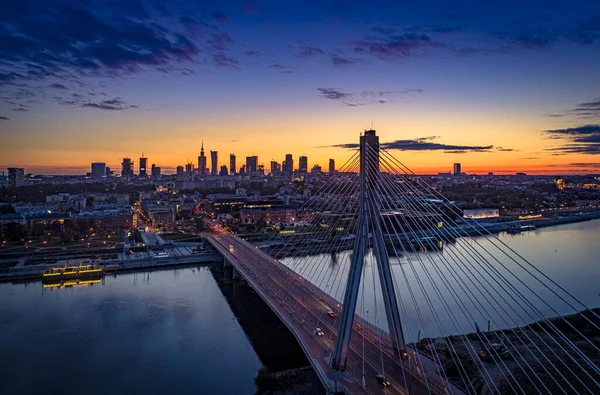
326, 136, 497, 153
498, 28, 558, 49
54, 94, 137, 111
497, 146, 517, 152
317, 88, 351, 100
548, 98, 600, 120
268, 63, 292, 73
13, 108, 28, 112
245, 50, 266, 57
544, 125, 600, 155
352, 32, 447, 59
317, 87, 423, 106
569, 162, 600, 168
212, 54, 238, 67
0, 116, 9, 121
296, 41, 324, 58
0, 2, 235, 107
81, 98, 138, 111
330, 54, 362, 67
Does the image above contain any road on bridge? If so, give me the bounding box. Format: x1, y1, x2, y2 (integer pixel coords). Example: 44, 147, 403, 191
207, 230, 457, 395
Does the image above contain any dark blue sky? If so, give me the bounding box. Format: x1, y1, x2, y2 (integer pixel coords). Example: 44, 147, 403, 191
1, 0, 600, 173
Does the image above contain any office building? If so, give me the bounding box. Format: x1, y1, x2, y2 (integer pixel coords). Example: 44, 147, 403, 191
311, 164, 322, 174
176, 166, 184, 177
105, 166, 111, 176
453, 163, 461, 176
151, 164, 161, 178
246, 156, 258, 176
283, 154, 293, 176
211, 151, 218, 175
239, 165, 246, 176
139, 154, 148, 177
270, 161, 281, 175
230, 154, 236, 175
299, 156, 308, 173
219, 165, 228, 176
198, 141, 207, 176
185, 163, 194, 176
121, 158, 134, 178
8, 168, 24, 188
329, 159, 335, 174
91, 162, 106, 178
258, 164, 265, 176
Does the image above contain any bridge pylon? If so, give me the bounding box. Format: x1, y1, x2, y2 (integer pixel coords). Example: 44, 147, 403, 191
331, 129, 407, 371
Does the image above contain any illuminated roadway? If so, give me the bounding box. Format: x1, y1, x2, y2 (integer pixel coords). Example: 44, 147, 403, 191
206, 230, 465, 395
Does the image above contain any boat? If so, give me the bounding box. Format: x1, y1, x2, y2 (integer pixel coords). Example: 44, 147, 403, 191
507, 224, 537, 234
42, 264, 105, 282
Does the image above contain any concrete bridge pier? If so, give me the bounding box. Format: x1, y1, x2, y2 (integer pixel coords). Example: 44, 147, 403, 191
232, 266, 240, 280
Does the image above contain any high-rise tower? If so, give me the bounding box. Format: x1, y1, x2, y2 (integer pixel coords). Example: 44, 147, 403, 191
139, 154, 148, 177
198, 141, 207, 176
230, 154, 236, 175
210, 151, 218, 175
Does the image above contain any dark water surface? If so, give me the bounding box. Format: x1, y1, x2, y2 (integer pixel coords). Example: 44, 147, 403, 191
0, 267, 262, 395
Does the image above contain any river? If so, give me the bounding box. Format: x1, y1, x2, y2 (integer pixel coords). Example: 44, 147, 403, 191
283, 218, 600, 342
0, 220, 598, 394
0, 267, 263, 395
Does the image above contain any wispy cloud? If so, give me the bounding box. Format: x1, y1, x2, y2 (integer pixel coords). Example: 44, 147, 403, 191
544, 124, 600, 155
296, 41, 324, 58
0, 116, 9, 121
317, 87, 423, 107
324, 136, 505, 153
548, 98, 600, 120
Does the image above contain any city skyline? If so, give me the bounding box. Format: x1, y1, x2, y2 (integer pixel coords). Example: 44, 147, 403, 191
1, 1, 600, 175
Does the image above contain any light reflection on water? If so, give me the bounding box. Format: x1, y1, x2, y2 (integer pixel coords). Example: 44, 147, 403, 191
0, 266, 262, 395
283, 219, 600, 342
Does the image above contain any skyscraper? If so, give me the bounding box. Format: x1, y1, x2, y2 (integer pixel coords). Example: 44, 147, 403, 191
121, 158, 133, 178
270, 161, 281, 175
176, 166, 184, 177
8, 168, 24, 188
219, 165, 228, 176
453, 163, 461, 176
151, 164, 161, 178
139, 154, 148, 177
283, 154, 293, 176
211, 151, 218, 175
229, 154, 236, 175
299, 156, 308, 173
198, 141, 207, 176
329, 158, 335, 174
246, 156, 258, 176
91, 162, 106, 178
185, 163, 194, 176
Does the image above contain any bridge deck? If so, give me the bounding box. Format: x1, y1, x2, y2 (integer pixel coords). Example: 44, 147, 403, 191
207, 232, 462, 395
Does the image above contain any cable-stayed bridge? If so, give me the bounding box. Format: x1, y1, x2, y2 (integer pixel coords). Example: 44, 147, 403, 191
206, 130, 600, 394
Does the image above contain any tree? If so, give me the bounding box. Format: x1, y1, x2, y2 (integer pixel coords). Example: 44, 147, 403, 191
0, 204, 16, 214
5, 223, 27, 241
254, 367, 276, 394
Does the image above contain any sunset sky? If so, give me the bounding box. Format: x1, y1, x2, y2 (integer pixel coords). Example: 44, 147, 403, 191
1, 0, 600, 175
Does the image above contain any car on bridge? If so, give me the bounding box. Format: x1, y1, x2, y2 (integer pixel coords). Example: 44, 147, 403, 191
376, 375, 390, 387
327, 310, 336, 318
314, 328, 324, 337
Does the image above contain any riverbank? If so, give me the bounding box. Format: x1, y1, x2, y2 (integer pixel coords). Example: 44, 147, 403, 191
415, 308, 600, 394
0, 250, 221, 283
